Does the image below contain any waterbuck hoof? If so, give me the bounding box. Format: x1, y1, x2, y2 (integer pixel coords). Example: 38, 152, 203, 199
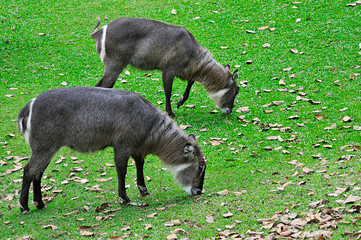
34, 201, 46, 210
20, 207, 30, 215
119, 196, 131, 205
137, 185, 149, 196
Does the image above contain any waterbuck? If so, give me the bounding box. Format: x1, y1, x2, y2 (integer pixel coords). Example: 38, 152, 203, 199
17, 87, 206, 214
91, 17, 239, 117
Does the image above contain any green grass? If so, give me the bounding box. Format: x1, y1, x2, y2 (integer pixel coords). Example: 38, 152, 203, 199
1, 0, 360, 239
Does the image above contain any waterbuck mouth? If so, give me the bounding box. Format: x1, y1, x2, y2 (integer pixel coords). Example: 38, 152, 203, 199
221, 107, 231, 115
191, 188, 202, 196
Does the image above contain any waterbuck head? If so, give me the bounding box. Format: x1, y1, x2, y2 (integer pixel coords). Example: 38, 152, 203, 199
209, 65, 239, 115
168, 134, 206, 196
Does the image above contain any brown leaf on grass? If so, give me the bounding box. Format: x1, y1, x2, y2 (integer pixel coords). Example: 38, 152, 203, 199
354, 126, 361, 131
290, 48, 299, 54
324, 124, 336, 130
342, 116, 352, 122
345, 195, 361, 204
147, 212, 157, 218
257, 26, 269, 30
282, 67, 292, 72
95, 177, 112, 182
314, 114, 323, 120
164, 219, 181, 227
205, 214, 215, 223
236, 106, 250, 113
166, 233, 177, 240
69, 167, 83, 172
309, 199, 328, 208
64, 210, 79, 216
217, 189, 229, 196
328, 187, 349, 197
171, 228, 190, 236
144, 224, 152, 230
246, 30, 256, 34
79, 226, 95, 236
171, 9, 177, 15
288, 115, 300, 119
302, 167, 314, 174
43, 224, 58, 230
121, 226, 130, 231
277, 181, 293, 191
279, 78, 286, 86
265, 135, 284, 142
223, 212, 234, 218
179, 124, 192, 130
233, 190, 247, 195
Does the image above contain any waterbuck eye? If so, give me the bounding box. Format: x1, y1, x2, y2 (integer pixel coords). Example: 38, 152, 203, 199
198, 165, 205, 175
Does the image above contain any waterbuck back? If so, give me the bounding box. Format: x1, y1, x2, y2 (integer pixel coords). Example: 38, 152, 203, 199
91, 17, 239, 117
17, 87, 206, 214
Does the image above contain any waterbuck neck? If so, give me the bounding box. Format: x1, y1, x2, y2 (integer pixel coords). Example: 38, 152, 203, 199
184, 52, 230, 93
144, 114, 190, 165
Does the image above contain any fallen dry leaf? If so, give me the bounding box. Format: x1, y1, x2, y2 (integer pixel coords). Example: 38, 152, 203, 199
265, 135, 284, 142
217, 189, 229, 196
205, 214, 215, 223
79, 226, 95, 236
223, 212, 234, 218
345, 195, 361, 204
282, 67, 292, 72
324, 124, 336, 130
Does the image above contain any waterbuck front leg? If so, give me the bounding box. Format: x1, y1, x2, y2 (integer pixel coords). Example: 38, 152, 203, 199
95, 60, 127, 88
177, 80, 195, 109
162, 71, 176, 117
113, 147, 131, 204
132, 155, 149, 196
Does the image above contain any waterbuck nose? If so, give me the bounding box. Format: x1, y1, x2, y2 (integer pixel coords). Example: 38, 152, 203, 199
221, 108, 230, 115
191, 188, 202, 195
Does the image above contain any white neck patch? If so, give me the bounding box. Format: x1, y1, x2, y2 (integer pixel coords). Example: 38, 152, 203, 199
208, 88, 228, 107
99, 25, 108, 63
167, 163, 193, 177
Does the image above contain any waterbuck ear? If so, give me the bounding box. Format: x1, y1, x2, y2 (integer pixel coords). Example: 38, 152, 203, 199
224, 64, 231, 72
183, 144, 195, 158
189, 134, 197, 142
232, 69, 239, 82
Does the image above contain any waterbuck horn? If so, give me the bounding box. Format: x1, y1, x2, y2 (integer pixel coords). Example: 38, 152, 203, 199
232, 69, 239, 82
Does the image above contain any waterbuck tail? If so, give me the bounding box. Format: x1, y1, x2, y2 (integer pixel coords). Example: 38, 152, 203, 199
90, 17, 102, 38
17, 98, 36, 144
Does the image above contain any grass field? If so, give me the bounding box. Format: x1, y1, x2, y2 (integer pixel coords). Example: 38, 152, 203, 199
1, 0, 361, 239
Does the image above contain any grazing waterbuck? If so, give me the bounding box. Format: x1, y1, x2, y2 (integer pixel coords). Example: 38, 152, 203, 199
91, 17, 239, 117
17, 87, 206, 214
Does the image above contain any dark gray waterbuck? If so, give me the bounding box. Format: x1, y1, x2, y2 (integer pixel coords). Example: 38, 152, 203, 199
17, 87, 206, 214
91, 17, 239, 117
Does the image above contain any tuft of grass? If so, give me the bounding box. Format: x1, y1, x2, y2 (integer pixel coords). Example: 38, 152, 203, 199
1, 0, 360, 239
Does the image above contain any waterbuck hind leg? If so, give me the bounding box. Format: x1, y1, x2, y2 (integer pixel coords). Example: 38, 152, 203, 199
132, 155, 149, 196
33, 172, 45, 210
177, 80, 195, 109
20, 164, 32, 214
162, 71, 176, 117
20, 149, 57, 214
95, 62, 126, 88
114, 147, 131, 204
